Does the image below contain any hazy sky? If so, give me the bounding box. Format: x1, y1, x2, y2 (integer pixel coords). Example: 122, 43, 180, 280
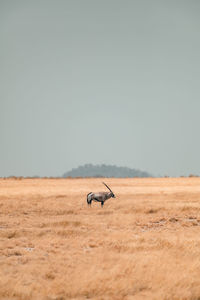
1, 0, 200, 177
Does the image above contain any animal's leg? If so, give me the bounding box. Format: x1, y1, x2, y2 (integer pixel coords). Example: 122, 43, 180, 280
87, 199, 91, 207
101, 201, 104, 208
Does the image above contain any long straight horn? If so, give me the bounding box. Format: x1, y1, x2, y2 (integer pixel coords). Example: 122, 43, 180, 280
102, 182, 113, 193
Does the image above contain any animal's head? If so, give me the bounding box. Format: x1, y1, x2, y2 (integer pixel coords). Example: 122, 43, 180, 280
102, 182, 116, 198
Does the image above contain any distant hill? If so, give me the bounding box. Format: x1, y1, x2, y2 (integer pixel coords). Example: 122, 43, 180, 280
63, 164, 152, 178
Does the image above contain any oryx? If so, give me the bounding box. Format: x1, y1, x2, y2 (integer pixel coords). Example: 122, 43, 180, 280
87, 182, 116, 207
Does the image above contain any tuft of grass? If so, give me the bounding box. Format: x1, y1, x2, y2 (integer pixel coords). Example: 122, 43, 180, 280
45, 272, 55, 280
5, 231, 17, 239
146, 208, 158, 214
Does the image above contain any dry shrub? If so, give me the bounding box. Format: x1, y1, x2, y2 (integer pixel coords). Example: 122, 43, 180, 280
2, 230, 18, 239
146, 208, 158, 214
45, 272, 55, 280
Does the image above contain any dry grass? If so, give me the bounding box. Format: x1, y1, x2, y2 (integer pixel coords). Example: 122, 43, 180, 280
1, 178, 200, 299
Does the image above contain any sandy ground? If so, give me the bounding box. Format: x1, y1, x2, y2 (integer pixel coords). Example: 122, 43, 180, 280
1, 177, 200, 300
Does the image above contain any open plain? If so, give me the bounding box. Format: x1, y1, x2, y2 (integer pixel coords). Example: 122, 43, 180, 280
1, 177, 200, 299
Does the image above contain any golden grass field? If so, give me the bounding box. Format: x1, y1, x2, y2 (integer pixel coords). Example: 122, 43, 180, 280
1, 177, 200, 300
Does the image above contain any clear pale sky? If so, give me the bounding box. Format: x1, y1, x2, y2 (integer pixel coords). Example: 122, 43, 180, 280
1, 0, 200, 177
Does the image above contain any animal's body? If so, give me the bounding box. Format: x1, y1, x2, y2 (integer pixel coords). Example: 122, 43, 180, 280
87, 183, 116, 207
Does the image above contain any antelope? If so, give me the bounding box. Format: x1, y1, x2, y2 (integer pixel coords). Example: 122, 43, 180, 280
87, 182, 116, 207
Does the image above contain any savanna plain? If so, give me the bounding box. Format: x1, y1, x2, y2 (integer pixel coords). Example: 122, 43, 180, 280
1, 178, 200, 300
